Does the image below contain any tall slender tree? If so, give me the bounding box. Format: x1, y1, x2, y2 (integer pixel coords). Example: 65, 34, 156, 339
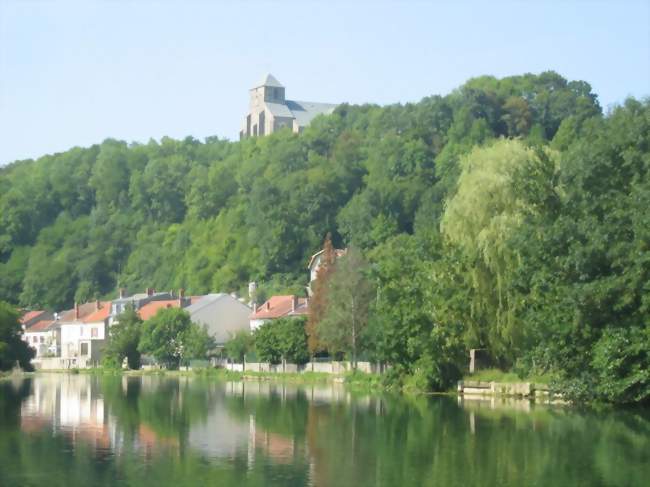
306, 233, 337, 356
317, 246, 373, 369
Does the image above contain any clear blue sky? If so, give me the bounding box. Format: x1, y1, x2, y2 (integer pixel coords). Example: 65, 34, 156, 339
1, 0, 648, 165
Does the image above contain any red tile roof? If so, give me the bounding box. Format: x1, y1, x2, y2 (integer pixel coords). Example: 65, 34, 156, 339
137, 300, 181, 321
25, 319, 55, 332
20, 310, 46, 325
250, 295, 309, 320
59, 302, 103, 322
83, 301, 112, 323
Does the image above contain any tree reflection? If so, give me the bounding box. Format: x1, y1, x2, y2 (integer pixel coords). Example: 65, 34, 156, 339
0, 375, 648, 487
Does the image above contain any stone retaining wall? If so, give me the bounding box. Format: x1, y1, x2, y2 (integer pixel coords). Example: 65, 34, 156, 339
458, 380, 559, 401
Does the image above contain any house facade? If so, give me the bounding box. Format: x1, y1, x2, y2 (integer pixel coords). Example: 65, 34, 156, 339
307, 247, 347, 296
249, 295, 309, 331
240, 74, 338, 139
59, 301, 110, 367
185, 294, 251, 345
109, 288, 175, 325
21, 311, 57, 358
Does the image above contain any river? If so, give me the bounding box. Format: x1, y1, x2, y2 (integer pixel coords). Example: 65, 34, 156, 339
0, 374, 648, 486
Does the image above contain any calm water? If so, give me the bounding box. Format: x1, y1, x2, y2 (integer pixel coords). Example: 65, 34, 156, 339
0, 375, 648, 487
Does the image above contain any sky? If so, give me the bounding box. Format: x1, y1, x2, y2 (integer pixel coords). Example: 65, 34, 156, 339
0, 0, 649, 166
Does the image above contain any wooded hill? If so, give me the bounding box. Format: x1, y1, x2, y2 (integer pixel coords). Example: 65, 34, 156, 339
1, 72, 648, 402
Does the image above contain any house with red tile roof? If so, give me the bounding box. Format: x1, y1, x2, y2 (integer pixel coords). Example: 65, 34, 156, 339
20, 310, 50, 328
60, 301, 111, 367
108, 288, 176, 325
21, 310, 56, 358
249, 295, 309, 331
137, 299, 187, 321
138, 293, 250, 346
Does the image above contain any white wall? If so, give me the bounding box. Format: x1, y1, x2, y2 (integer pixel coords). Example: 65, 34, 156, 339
60, 321, 106, 358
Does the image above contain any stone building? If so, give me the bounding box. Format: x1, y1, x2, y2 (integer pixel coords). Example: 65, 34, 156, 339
240, 74, 338, 139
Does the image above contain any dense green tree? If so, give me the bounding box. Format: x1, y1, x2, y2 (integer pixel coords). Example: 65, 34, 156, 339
253, 317, 309, 365
254, 321, 282, 364
440, 139, 559, 362
138, 308, 210, 369
103, 306, 143, 369
0, 301, 34, 371
224, 330, 253, 363
317, 246, 374, 368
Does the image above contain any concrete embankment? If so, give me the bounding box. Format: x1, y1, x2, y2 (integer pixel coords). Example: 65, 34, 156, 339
458, 380, 564, 403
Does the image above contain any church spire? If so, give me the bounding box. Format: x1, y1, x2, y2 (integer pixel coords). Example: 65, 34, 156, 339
254, 73, 284, 89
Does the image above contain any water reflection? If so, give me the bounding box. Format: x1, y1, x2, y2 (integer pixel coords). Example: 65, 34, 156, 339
1, 375, 648, 487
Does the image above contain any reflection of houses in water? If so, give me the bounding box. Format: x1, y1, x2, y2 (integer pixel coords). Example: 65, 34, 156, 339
20, 375, 384, 478
20, 376, 115, 452
187, 398, 250, 459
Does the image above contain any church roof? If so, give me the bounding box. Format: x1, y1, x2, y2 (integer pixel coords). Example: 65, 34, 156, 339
265, 101, 294, 118
254, 73, 284, 89
286, 100, 338, 127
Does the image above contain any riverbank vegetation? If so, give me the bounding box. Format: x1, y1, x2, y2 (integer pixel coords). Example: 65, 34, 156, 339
103, 307, 213, 370
1, 72, 648, 404
0, 302, 34, 372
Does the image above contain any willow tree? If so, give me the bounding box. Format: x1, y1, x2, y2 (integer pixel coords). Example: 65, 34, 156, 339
440, 139, 559, 361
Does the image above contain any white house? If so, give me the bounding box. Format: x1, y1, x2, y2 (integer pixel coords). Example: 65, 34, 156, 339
59, 301, 111, 368
21, 310, 57, 358
249, 295, 309, 331
306, 247, 347, 295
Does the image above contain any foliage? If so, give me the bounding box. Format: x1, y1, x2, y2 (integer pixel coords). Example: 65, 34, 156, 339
224, 330, 253, 363
0, 302, 34, 371
441, 139, 559, 361
103, 306, 143, 369
138, 308, 212, 369
306, 233, 336, 355
253, 321, 282, 364
254, 317, 309, 365
591, 326, 649, 404
317, 246, 373, 368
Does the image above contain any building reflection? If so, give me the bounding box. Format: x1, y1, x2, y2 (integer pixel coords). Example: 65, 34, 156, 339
18, 374, 384, 478
21, 375, 114, 453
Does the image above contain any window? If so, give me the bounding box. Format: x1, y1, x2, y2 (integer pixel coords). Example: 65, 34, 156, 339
32, 336, 38, 343
40, 336, 45, 343
91, 328, 98, 338
80, 343, 89, 356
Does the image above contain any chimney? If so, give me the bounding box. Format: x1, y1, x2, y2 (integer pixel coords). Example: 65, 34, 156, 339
291, 295, 298, 313
248, 281, 257, 311
146, 287, 154, 297
266, 301, 270, 311
178, 289, 185, 307
119, 288, 125, 299
95, 300, 100, 311
74, 302, 80, 320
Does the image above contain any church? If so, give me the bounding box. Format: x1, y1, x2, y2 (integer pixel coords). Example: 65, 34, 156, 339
240, 74, 338, 139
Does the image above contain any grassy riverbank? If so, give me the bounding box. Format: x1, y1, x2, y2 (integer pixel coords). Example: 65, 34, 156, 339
32, 367, 387, 391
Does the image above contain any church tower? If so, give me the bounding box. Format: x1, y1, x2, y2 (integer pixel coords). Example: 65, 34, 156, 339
240, 73, 337, 139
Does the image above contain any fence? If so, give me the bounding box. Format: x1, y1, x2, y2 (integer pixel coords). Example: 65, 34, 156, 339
220, 360, 383, 375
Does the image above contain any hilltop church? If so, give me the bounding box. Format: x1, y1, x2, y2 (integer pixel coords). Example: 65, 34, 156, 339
240, 74, 338, 139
